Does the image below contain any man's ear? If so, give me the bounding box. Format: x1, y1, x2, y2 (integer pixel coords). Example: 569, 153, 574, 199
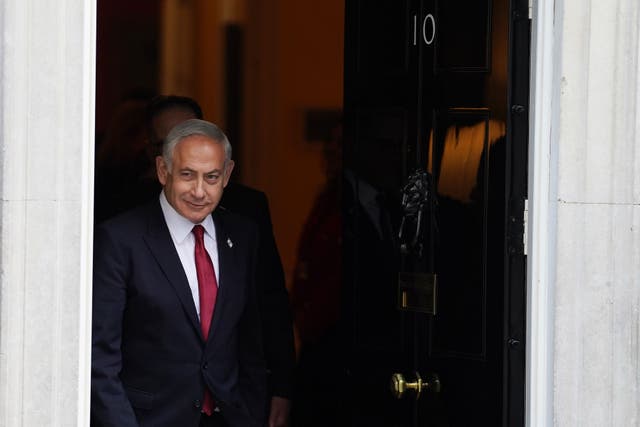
156, 156, 169, 185
223, 160, 235, 187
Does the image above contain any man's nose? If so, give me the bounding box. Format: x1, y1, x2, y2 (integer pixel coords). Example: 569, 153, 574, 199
192, 178, 206, 198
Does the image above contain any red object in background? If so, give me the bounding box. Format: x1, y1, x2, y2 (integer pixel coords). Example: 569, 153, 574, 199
291, 177, 342, 346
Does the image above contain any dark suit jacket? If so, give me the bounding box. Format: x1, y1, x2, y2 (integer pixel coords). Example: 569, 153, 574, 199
91, 201, 267, 427
220, 183, 295, 399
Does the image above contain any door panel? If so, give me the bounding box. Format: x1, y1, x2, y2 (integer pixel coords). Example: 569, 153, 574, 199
346, 107, 409, 427
434, 0, 492, 71
430, 110, 494, 361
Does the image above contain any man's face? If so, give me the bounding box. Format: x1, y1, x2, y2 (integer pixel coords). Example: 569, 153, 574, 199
156, 135, 234, 223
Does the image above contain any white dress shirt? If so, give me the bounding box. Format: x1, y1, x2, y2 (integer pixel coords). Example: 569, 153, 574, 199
159, 191, 219, 319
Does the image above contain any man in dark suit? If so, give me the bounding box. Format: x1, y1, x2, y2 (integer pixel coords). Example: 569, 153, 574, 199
91, 119, 267, 426
143, 96, 295, 427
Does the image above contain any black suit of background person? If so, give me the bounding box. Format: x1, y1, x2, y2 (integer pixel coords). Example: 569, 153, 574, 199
94, 95, 295, 427
92, 119, 266, 426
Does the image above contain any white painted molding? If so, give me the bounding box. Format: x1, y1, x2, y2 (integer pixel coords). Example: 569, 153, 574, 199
526, 0, 559, 425
78, 1, 97, 425
0, 1, 96, 426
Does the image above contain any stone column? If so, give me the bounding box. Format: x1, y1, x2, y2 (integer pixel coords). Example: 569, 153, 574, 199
552, 0, 640, 425
0, 1, 96, 426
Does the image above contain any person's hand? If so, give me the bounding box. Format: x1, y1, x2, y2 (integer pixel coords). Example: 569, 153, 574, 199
268, 396, 291, 427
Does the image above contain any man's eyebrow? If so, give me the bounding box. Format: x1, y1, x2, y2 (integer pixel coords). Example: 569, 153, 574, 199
177, 167, 222, 174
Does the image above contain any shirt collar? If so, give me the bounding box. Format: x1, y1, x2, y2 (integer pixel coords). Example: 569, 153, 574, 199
159, 191, 216, 244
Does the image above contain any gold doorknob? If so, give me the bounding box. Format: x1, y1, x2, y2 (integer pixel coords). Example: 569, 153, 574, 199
390, 372, 440, 400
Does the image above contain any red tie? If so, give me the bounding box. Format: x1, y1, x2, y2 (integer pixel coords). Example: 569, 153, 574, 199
192, 225, 217, 415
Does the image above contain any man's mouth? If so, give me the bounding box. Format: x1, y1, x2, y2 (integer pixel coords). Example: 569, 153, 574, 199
185, 201, 208, 209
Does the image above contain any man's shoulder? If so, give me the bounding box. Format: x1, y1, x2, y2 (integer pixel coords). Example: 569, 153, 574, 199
225, 182, 267, 199
96, 200, 158, 235
221, 182, 271, 226
221, 183, 268, 211
215, 205, 259, 233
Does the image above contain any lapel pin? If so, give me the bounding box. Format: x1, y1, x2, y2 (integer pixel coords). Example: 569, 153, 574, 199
227, 238, 233, 248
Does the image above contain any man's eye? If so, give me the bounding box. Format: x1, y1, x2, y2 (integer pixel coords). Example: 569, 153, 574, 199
206, 175, 220, 182
180, 171, 193, 178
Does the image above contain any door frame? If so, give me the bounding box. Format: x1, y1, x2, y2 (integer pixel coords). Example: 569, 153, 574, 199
0, 0, 554, 424
526, 0, 557, 425
67, 0, 557, 424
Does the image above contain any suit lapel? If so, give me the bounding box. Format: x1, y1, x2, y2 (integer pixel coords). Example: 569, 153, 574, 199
143, 202, 203, 339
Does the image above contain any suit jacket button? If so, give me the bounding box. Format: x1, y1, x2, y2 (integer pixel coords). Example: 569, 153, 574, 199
203, 363, 208, 370
193, 399, 201, 409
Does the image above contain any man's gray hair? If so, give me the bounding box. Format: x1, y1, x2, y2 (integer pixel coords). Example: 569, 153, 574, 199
162, 119, 232, 169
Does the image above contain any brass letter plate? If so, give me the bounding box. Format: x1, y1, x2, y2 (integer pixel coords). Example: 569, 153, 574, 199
398, 272, 437, 314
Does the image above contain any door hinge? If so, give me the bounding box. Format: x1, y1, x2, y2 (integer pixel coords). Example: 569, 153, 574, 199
507, 198, 527, 256
523, 199, 528, 256
514, 0, 532, 21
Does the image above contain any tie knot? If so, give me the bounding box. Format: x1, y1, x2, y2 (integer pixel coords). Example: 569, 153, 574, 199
192, 225, 205, 242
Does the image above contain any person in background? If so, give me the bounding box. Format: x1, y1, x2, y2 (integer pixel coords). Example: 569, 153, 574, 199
290, 123, 344, 426
94, 95, 151, 224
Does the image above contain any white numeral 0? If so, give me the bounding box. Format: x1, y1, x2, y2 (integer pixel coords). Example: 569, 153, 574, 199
422, 14, 435, 45
413, 13, 436, 46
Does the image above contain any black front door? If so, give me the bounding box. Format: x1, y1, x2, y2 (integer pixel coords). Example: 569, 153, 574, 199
343, 0, 529, 425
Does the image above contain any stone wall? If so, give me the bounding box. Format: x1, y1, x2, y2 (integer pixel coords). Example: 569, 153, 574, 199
0, 1, 96, 426
554, 0, 640, 424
